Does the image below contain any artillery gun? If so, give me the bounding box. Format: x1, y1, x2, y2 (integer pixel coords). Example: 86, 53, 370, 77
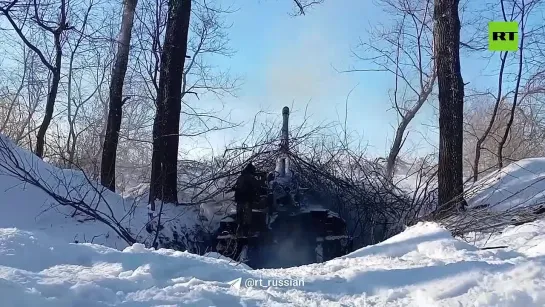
214, 107, 352, 268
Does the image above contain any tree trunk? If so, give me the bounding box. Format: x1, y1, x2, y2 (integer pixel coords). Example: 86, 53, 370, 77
35, 32, 62, 158
473, 52, 507, 182
149, 101, 164, 209
497, 2, 525, 170
1, 0, 70, 158
433, 0, 466, 215
385, 76, 435, 182
100, 0, 138, 192
385, 120, 409, 181
149, 0, 192, 206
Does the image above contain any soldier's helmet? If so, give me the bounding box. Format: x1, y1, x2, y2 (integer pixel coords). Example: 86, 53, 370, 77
242, 162, 256, 175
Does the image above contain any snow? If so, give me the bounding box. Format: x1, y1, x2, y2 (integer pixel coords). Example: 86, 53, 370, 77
0, 135, 213, 250
465, 218, 545, 258
1, 135, 545, 305
467, 158, 545, 212
1, 222, 545, 306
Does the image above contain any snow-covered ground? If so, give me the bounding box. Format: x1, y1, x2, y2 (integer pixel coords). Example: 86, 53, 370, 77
393, 157, 545, 214
466, 158, 545, 212
466, 218, 545, 257
0, 136, 220, 250
2, 135, 545, 306
1, 222, 545, 306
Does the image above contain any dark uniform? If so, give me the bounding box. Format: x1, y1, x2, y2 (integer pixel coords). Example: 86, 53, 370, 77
234, 163, 261, 236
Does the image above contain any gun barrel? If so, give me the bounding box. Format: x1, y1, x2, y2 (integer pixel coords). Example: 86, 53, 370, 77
281, 106, 289, 152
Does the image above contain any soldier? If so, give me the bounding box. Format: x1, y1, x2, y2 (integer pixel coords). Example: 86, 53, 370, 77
234, 162, 261, 236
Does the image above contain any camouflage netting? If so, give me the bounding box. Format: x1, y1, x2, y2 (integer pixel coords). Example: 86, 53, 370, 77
169, 129, 435, 251
135, 104, 438, 254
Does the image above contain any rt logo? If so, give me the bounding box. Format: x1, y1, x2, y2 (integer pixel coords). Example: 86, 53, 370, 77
489, 21, 519, 51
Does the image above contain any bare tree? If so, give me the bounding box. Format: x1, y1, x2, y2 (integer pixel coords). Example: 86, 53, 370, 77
464, 94, 545, 177
464, 0, 545, 176
497, 0, 533, 168
63, 0, 97, 167
433, 0, 466, 215
101, 0, 139, 192
0, 44, 39, 144
149, 0, 192, 206
471, 51, 508, 181
0, 0, 74, 158
292, 0, 324, 15
350, 0, 436, 181
143, 0, 323, 206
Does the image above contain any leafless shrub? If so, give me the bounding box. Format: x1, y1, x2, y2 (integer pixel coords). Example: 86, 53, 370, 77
158, 109, 438, 250
0, 135, 137, 244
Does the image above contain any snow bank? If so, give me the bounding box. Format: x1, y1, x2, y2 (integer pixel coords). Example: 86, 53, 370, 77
467, 158, 545, 212
466, 218, 545, 258
1, 222, 545, 306
0, 135, 212, 250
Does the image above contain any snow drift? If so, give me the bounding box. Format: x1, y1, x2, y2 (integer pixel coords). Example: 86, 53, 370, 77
0, 135, 213, 251
1, 133, 545, 305
1, 222, 545, 306
467, 158, 545, 212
